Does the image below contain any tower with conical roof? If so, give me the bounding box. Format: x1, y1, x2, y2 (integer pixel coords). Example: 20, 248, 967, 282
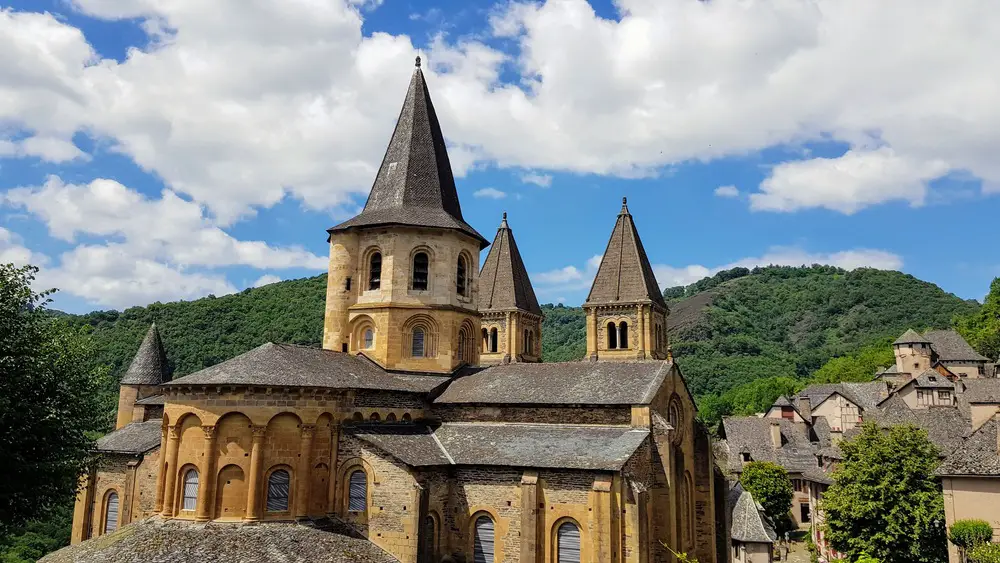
479, 212, 543, 364
892, 328, 934, 378
583, 198, 669, 361
323, 57, 488, 373
116, 323, 169, 429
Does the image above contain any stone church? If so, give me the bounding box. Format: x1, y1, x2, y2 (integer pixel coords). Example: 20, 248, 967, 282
63, 58, 717, 563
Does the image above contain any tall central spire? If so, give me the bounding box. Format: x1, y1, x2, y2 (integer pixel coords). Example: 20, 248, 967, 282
329, 57, 488, 248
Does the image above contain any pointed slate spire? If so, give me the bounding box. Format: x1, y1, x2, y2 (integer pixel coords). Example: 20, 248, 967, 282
121, 323, 169, 385
329, 57, 488, 248
479, 212, 543, 316
584, 197, 667, 310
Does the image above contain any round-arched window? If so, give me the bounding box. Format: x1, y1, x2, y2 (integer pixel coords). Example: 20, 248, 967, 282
104, 492, 119, 533
363, 328, 375, 349
266, 470, 290, 512
412, 327, 426, 357
348, 470, 367, 512
182, 469, 199, 511
457, 256, 468, 296
412, 252, 429, 291
473, 515, 495, 563
368, 252, 382, 291
557, 521, 581, 563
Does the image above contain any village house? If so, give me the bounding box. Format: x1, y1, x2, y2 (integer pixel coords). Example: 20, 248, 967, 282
57, 58, 718, 563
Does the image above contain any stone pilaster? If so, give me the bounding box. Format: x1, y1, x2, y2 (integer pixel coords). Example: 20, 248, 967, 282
294, 425, 316, 519
520, 470, 540, 563
160, 425, 181, 517
245, 425, 266, 522
195, 425, 218, 522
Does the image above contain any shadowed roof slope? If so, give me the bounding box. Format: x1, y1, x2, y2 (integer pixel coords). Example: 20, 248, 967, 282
729, 484, 777, 544
165, 343, 449, 393
584, 198, 667, 309
40, 517, 399, 563
121, 323, 169, 385
924, 329, 990, 362
434, 360, 673, 405
328, 58, 487, 248
96, 419, 163, 454
479, 213, 542, 315
936, 418, 1000, 476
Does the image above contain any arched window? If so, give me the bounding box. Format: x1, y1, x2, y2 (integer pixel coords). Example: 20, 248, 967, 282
528, 331, 534, 355
473, 515, 495, 563
412, 327, 425, 358
402, 413, 412, 422
348, 470, 367, 512
457, 256, 468, 296
607, 322, 618, 349
482, 328, 489, 352
368, 252, 382, 291
386, 413, 397, 422
524, 329, 529, 354
619, 321, 629, 349
412, 252, 429, 291
370, 412, 380, 422
182, 469, 199, 511
266, 470, 290, 512
352, 412, 363, 422
104, 492, 119, 533
557, 521, 581, 563
422, 514, 438, 562
458, 330, 467, 362
363, 328, 375, 350
490, 328, 498, 353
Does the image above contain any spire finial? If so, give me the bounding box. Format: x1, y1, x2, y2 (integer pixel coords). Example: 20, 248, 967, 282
620, 196, 629, 214
415, 55, 421, 68
503, 211, 507, 221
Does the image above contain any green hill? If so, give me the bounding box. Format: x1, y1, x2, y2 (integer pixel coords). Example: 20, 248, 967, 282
66, 265, 979, 410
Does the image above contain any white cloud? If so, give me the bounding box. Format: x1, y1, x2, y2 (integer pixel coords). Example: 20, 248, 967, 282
252, 274, 282, 288
520, 172, 553, 188
474, 187, 507, 199
0, 136, 87, 162
714, 185, 739, 198
751, 148, 950, 213
0, 227, 47, 266
533, 254, 603, 293
0, 0, 996, 218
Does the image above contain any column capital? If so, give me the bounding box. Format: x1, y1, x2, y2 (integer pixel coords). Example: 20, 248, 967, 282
300, 424, 317, 437
200, 425, 217, 439
251, 425, 267, 438
168, 425, 181, 440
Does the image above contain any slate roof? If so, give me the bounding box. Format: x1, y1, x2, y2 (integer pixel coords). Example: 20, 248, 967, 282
729, 484, 777, 544
134, 395, 165, 406
924, 329, 990, 362
121, 323, 169, 385
347, 422, 649, 471
328, 58, 488, 248
936, 418, 1000, 476
434, 360, 672, 406
796, 381, 888, 411
719, 417, 818, 474
894, 328, 932, 345
584, 198, 667, 310
478, 213, 542, 316
869, 395, 970, 455
95, 419, 163, 454
40, 517, 398, 563
165, 343, 450, 393
961, 379, 1000, 404
912, 370, 955, 389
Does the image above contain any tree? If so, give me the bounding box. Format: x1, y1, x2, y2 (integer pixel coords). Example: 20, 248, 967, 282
949, 520, 994, 562
0, 264, 106, 533
956, 277, 1000, 361
739, 461, 794, 531
821, 423, 946, 563
810, 342, 895, 384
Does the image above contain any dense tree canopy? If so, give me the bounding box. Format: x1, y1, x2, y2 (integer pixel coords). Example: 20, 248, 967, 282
956, 277, 1000, 362
821, 423, 947, 563
0, 265, 107, 533
739, 461, 794, 533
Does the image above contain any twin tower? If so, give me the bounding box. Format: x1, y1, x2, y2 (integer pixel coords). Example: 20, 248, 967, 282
321, 57, 668, 373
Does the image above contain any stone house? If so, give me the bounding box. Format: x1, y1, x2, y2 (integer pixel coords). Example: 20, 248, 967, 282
727, 484, 775, 563
60, 57, 716, 563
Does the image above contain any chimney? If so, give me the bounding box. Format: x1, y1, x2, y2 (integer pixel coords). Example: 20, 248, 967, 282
770, 422, 782, 448
797, 396, 812, 421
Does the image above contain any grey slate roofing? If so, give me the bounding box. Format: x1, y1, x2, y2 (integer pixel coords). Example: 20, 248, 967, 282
347, 422, 649, 471
328, 58, 488, 249
96, 419, 162, 454
40, 517, 398, 563
134, 394, 165, 406
434, 360, 672, 405
936, 418, 1000, 476
121, 323, 169, 385
869, 395, 970, 455
961, 378, 1000, 404
729, 483, 777, 543
584, 198, 668, 310
924, 329, 990, 362
478, 213, 543, 316
166, 343, 450, 393
772, 395, 793, 407
719, 417, 819, 474
795, 381, 888, 411
912, 370, 955, 389
894, 328, 932, 346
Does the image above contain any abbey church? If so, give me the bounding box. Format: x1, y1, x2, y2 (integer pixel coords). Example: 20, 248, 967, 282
61, 58, 718, 563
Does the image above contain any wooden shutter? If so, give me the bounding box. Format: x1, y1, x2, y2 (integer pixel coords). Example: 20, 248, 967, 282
349, 471, 367, 512
473, 516, 495, 563
558, 522, 581, 563
105, 492, 119, 533
266, 470, 290, 512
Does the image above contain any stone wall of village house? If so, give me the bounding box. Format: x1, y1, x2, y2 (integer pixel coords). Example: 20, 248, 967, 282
942, 476, 1000, 563
324, 227, 484, 373
433, 405, 632, 426
480, 311, 543, 364
71, 449, 161, 543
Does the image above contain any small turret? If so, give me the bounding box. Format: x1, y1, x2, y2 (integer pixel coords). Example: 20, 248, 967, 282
116, 324, 169, 429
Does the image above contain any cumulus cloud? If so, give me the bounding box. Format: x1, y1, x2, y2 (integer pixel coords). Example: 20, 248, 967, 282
520, 172, 553, 188
0, 227, 46, 266
0, 136, 87, 162
714, 185, 739, 198
252, 274, 283, 288
473, 187, 507, 199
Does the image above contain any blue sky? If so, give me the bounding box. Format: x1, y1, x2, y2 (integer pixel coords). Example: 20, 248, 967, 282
2, 0, 998, 313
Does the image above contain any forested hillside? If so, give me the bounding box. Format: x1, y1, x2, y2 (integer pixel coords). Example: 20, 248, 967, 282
65, 265, 979, 423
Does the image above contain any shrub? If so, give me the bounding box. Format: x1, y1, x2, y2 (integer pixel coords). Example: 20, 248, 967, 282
951, 520, 995, 551
970, 543, 1000, 563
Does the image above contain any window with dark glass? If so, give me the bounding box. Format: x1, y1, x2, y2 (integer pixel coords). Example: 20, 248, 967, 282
457, 256, 467, 296
368, 252, 382, 291
363, 328, 374, 349
412, 252, 429, 290
412, 327, 425, 357
266, 470, 290, 512
489, 328, 498, 353
619, 321, 628, 348
607, 322, 617, 349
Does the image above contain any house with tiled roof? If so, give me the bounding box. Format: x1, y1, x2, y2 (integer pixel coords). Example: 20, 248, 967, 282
726, 483, 776, 563
881, 327, 993, 385
57, 58, 719, 563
